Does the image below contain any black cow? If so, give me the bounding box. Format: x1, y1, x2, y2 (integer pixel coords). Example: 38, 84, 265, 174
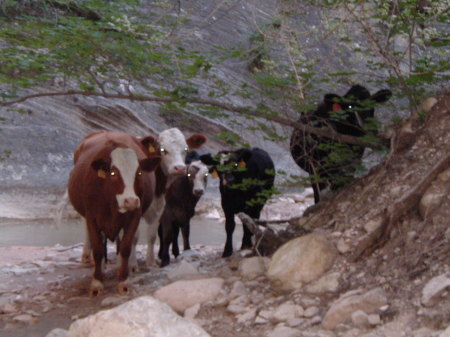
200, 148, 275, 257
158, 158, 209, 267
290, 84, 392, 203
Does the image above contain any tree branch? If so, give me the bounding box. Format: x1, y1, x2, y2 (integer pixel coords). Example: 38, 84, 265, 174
0, 90, 385, 149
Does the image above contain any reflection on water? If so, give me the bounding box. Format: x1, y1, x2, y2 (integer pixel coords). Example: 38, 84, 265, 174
0, 216, 243, 248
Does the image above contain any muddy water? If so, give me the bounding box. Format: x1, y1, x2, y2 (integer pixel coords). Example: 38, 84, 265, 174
0, 216, 241, 249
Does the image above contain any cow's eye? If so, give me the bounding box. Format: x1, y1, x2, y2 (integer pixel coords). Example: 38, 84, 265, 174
137, 170, 142, 176
348, 105, 353, 109
187, 173, 191, 177
160, 148, 168, 155
110, 171, 116, 176
205, 173, 208, 177
184, 147, 188, 152
234, 163, 238, 168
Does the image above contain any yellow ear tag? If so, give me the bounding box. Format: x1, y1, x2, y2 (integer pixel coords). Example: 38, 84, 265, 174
212, 169, 219, 179
148, 145, 156, 153
238, 160, 246, 169
98, 169, 106, 179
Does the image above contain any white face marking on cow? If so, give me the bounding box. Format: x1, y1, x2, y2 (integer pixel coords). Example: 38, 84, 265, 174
110, 147, 140, 213
189, 160, 209, 195
158, 128, 189, 177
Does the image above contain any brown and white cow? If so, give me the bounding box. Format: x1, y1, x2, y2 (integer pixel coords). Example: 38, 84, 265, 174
140, 128, 207, 266
68, 131, 161, 296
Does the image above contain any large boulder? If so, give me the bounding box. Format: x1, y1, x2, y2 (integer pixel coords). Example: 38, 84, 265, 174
267, 232, 337, 291
154, 277, 224, 313
322, 287, 388, 330
67, 296, 210, 337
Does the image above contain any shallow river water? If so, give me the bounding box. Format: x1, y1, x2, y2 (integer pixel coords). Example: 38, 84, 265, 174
0, 216, 241, 249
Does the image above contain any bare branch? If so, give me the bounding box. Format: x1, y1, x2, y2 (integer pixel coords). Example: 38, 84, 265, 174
0, 90, 385, 149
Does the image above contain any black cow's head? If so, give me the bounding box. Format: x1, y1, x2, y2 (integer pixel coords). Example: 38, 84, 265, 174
319, 84, 392, 136
200, 149, 252, 187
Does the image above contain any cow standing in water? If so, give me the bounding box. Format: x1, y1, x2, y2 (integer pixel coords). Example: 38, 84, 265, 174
158, 155, 209, 267
290, 84, 392, 203
200, 148, 275, 257
68, 131, 161, 296
141, 128, 207, 267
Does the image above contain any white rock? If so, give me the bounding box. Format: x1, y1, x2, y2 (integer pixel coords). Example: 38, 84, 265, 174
266, 325, 301, 337
13, 314, 36, 324
351, 310, 369, 328
236, 308, 257, 324
438, 326, 450, 337
304, 306, 319, 318
336, 239, 350, 254
306, 272, 341, 294
68, 296, 209, 337
45, 328, 69, 337
100, 297, 123, 307
229, 281, 248, 299
271, 303, 304, 323
184, 303, 201, 320
322, 287, 388, 330
238, 257, 268, 280
412, 327, 436, 337
227, 304, 247, 314
364, 219, 382, 233
368, 314, 381, 326
267, 233, 338, 291
167, 260, 200, 281
154, 278, 224, 313
421, 274, 450, 307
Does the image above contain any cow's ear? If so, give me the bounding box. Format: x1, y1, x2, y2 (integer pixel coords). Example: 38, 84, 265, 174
186, 134, 207, 149
237, 148, 252, 163
345, 85, 370, 100
91, 158, 110, 178
140, 157, 161, 172
140, 136, 159, 154
323, 94, 340, 106
371, 89, 392, 103
199, 153, 216, 166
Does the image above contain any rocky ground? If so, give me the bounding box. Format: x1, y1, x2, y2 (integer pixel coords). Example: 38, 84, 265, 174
1, 94, 449, 337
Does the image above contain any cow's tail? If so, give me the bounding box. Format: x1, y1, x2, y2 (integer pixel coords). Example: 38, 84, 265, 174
54, 190, 69, 229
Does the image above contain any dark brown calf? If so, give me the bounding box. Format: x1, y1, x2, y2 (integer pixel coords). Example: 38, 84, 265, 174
68, 131, 160, 296
158, 160, 209, 267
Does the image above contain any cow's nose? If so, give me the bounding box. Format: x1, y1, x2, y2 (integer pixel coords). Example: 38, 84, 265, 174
173, 165, 186, 175
193, 189, 204, 196
124, 197, 140, 211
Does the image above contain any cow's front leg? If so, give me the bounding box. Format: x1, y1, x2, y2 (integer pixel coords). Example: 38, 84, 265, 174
180, 222, 190, 253
241, 208, 260, 250
82, 222, 92, 264
117, 215, 140, 294
223, 212, 236, 257
143, 197, 165, 267
87, 223, 104, 297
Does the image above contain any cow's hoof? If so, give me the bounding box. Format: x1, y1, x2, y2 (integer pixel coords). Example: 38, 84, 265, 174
117, 282, 131, 295
222, 250, 232, 258
89, 279, 104, 297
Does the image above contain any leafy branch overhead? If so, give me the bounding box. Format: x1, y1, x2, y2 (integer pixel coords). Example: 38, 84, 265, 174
0, 1, 448, 163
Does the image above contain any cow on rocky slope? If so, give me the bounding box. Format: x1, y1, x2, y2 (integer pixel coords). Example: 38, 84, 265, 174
158, 153, 209, 267
68, 131, 161, 296
290, 84, 392, 203
200, 148, 275, 257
